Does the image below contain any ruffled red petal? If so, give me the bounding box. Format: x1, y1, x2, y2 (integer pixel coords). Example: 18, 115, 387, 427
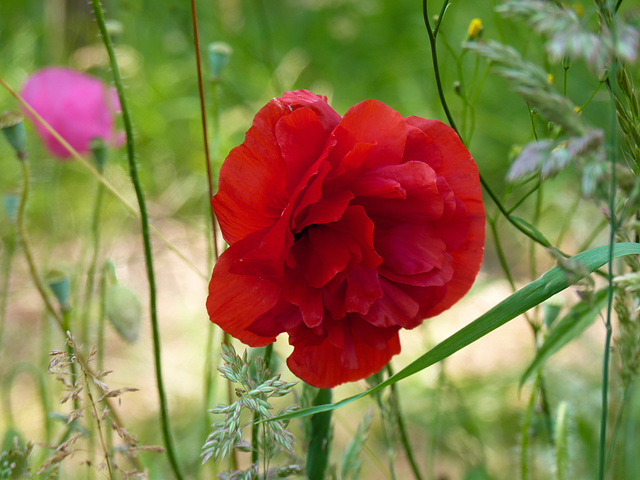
404, 117, 485, 317
206, 232, 281, 347
213, 91, 340, 246
286, 321, 401, 388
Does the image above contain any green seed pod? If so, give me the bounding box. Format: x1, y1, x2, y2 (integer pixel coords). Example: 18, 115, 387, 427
0, 111, 27, 158
105, 284, 142, 343
208, 42, 233, 81
46, 269, 70, 311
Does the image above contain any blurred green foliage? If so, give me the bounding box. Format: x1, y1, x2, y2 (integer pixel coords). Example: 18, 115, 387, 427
0, 1, 637, 479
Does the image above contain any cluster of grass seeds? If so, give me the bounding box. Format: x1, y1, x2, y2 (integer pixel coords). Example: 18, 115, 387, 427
202, 344, 298, 479
7, 334, 165, 479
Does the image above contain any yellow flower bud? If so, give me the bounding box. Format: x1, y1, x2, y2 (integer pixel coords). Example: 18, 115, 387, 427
467, 18, 483, 41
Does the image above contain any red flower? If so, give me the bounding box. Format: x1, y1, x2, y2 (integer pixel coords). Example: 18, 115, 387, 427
21, 67, 122, 159
207, 90, 485, 388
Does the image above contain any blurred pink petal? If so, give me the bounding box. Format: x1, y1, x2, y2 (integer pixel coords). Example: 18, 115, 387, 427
21, 67, 123, 159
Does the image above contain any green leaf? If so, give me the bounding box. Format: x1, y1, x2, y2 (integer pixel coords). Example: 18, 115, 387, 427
520, 288, 610, 388
269, 243, 640, 422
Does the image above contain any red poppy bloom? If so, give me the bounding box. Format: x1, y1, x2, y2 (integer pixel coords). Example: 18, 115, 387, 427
207, 90, 485, 388
21, 67, 122, 159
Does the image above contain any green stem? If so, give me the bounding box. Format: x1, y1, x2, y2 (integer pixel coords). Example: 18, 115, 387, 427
90, 2, 184, 479
306, 388, 333, 480
0, 236, 15, 376
432, 0, 450, 38
488, 216, 517, 291
507, 179, 542, 215
422, 0, 561, 252
251, 344, 274, 467
422, 0, 459, 136
16, 157, 63, 327
555, 194, 580, 247
598, 4, 618, 477
386, 364, 423, 480
81, 161, 106, 348
82, 367, 114, 480
521, 376, 539, 480
62, 308, 82, 416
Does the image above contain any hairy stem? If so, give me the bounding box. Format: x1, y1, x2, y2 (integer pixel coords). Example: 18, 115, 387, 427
90, 2, 184, 478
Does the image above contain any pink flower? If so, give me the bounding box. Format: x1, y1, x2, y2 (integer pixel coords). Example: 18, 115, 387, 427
21, 67, 122, 159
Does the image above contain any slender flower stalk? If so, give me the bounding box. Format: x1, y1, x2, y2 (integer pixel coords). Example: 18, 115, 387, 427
597, 3, 619, 478
189, 0, 219, 260
422, 0, 565, 254
90, 1, 184, 478
81, 140, 108, 348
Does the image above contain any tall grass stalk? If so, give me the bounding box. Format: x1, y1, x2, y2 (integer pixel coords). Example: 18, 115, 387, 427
597, 2, 619, 478
90, 1, 184, 478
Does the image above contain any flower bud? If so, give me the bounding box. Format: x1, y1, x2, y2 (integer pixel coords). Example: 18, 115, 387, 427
0, 111, 27, 159
466, 18, 483, 41
208, 42, 233, 81
90, 137, 108, 171
105, 284, 142, 343
47, 269, 70, 310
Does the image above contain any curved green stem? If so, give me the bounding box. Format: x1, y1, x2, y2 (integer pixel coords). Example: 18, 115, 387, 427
422, 0, 561, 253
432, 0, 450, 38
90, 2, 184, 478
422, 0, 459, 136
16, 158, 62, 326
